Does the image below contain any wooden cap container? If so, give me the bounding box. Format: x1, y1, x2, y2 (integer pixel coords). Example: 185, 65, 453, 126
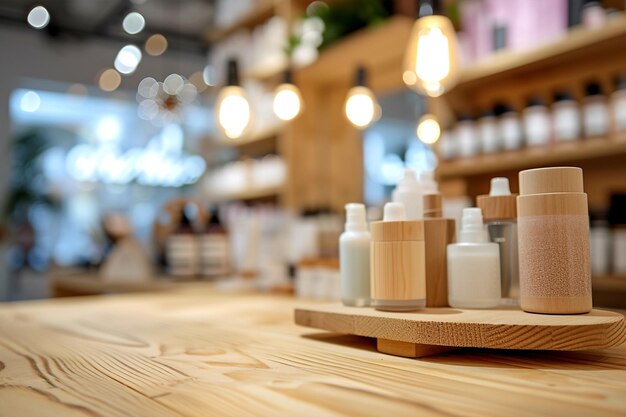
476, 194, 517, 221
517, 167, 591, 314
370, 220, 426, 310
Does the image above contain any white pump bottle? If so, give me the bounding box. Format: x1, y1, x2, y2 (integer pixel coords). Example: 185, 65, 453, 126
392, 168, 423, 220
339, 203, 371, 307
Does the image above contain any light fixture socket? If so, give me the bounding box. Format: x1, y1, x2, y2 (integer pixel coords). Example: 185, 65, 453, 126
282, 68, 294, 84
226, 59, 240, 86
418, 0, 443, 17
355, 66, 367, 87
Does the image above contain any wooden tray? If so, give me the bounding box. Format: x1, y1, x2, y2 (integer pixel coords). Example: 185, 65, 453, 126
295, 304, 626, 358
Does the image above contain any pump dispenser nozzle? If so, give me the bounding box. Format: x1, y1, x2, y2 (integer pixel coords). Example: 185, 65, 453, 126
392, 169, 423, 220
344, 203, 367, 232
384, 202, 406, 221
489, 177, 511, 196
459, 208, 488, 243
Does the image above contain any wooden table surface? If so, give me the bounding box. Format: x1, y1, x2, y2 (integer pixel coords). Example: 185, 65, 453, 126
1, 286, 625, 417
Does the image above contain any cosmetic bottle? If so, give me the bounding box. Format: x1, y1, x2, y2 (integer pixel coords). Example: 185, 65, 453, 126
611, 75, 626, 133
371, 202, 426, 311
517, 167, 592, 314
199, 208, 231, 278
523, 97, 551, 147
589, 210, 611, 277
392, 168, 423, 220
447, 207, 501, 309
423, 193, 456, 307
438, 130, 457, 160
583, 82, 609, 137
456, 115, 480, 157
608, 194, 626, 275
496, 104, 523, 150
553, 91, 581, 141
477, 177, 519, 304
166, 207, 199, 277
339, 203, 371, 307
581, 1, 606, 28
419, 171, 438, 195
478, 109, 500, 154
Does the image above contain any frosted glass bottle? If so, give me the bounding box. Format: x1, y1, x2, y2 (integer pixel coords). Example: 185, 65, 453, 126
339, 203, 371, 307
447, 208, 501, 308
392, 168, 423, 220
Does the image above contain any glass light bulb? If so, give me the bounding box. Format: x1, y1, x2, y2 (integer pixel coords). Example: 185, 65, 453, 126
403, 15, 459, 97
215, 86, 252, 139
345, 86, 380, 129
273, 83, 303, 121
416, 114, 441, 144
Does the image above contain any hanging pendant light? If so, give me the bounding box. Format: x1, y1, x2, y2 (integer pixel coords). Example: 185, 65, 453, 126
215, 59, 252, 139
345, 66, 381, 129
403, 0, 460, 97
273, 69, 303, 121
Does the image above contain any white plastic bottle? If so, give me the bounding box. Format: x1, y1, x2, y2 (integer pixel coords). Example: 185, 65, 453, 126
447, 207, 501, 308
339, 203, 371, 307
419, 171, 438, 195
392, 168, 423, 220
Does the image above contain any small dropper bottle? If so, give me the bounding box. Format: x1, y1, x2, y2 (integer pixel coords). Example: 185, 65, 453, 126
477, 177, 519, 304
447, 208, 501, 309
339, 203, 371, 307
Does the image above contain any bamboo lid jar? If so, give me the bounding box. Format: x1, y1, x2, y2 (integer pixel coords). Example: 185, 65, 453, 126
517, 167, 592, 314
370, 219, 426, 311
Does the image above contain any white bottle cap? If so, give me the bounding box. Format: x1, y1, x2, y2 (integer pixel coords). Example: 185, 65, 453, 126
489, 177, 511, 196
460, 207, 488, 243
420, 171, 438, 194
383, 202, 406, 222
344, 203, 367, 232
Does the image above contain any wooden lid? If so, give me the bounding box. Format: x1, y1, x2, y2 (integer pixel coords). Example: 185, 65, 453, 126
476, 194, 517, 220
519, 167, 584, 195
371, 220, 424, 242
423, 193, 442, 218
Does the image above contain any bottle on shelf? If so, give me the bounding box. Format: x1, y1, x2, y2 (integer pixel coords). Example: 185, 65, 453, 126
456, 114, 480, 157
438, 130, 458, 160
339, 203, 371, 307
608, 193, 626, 276
447, 207, 501, 309
523, 96, 551, 147
166, 205, 200, 278
611, 74, 626, 133
478, 108, 500, 154
552, 91, 581, 142
477, 177, 519, 305
583, 81, 610, 137
199, 208, 231, 278
371, 202, 426, 311
495, 103, 523, 150
590, 209, 611, 278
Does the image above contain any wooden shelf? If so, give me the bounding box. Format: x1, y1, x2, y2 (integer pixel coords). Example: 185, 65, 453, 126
208, 184, 284, 203
296, 15, 413, 89
455, 15, 626, 92
206, 1, 275, 43
437, 135, 626, 179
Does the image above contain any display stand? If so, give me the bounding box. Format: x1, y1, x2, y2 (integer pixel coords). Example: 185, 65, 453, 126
295, 304, 626, 357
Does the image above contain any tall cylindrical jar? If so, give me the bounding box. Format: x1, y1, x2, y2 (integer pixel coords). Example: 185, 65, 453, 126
517, 167, 592, 314
339, 203, 371, 307
371, 203, 426, 311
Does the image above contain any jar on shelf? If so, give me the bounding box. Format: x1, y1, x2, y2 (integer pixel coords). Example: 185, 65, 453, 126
552, 91, 581, 142
611, 74, 626, 134
583, 81, 609, 137
523, 96, 551, 147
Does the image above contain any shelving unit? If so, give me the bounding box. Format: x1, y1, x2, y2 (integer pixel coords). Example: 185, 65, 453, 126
434, 14, 626, 207
438, 134, 626, 179
207, 184, 284, 203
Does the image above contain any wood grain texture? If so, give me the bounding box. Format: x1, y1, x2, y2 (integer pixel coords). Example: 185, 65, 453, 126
370, 241, 426, 302
423, 218, 455, 307
295, 304, 626, 351
2, 287, 626, 417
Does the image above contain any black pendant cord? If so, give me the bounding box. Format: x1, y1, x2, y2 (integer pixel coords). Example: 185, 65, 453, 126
226, 59, 240, 86
355, 66, 367, 87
